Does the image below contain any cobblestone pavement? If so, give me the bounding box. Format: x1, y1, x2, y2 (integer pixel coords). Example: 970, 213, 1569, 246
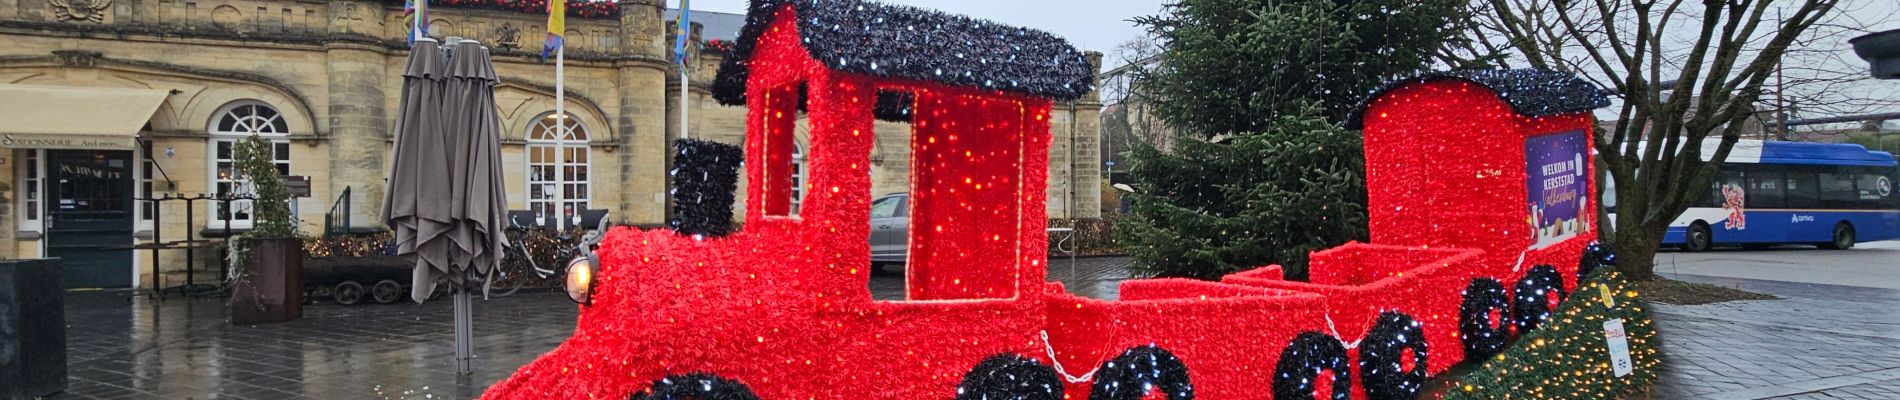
48, 256, 1136, 400
46, 254, 1899, 399
1650, 273, 1900, 400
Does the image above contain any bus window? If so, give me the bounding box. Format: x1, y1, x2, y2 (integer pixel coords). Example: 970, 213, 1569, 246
1819, 172, 1858, 209
1708, 170, 1745, 208
1785, 172, 1820, 209
1858, 173, 1892, 209
1746, 171, 1785, 208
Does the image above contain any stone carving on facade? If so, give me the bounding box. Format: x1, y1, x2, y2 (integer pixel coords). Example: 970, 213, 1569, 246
50, 0, 111, 23
53, 50, 101, 67
337, 3, 363, 23
495, 23, 521, 51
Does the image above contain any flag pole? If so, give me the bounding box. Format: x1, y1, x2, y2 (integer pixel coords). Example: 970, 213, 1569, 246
678, 0, 691, 140
555, 44, 567, 231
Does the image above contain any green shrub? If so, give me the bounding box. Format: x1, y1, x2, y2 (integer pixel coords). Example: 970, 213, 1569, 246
1443, 269, 1663, 400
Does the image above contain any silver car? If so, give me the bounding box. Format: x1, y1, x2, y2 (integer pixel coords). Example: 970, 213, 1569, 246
869, 193, 909, 265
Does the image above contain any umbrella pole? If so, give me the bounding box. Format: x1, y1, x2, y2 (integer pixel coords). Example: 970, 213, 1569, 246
454, 269, 474, 375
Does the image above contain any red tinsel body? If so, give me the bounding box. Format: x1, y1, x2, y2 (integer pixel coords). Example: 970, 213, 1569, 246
484, 7, 1599, 400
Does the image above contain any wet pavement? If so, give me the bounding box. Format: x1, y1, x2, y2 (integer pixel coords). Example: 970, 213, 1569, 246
47, 256, 1134, 400
1651, 273, 1900, 400
42, 252, 1900, 399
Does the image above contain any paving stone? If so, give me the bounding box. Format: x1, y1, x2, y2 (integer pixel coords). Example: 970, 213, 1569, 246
44, 256, 1899, 399
1652, 274, 1900, 400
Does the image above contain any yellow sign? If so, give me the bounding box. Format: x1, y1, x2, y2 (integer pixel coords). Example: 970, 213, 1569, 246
1598, 284, 1615, 308
1, 133, 137, 150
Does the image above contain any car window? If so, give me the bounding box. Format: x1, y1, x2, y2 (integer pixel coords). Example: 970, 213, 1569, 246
870, 196, 901, 219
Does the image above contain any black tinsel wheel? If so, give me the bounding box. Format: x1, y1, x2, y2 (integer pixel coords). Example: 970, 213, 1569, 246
956, 354, 1064, 400
1272, 332, 1352, 400
1358, 311, 1429, 400
1578, 242, 1616, 281
1459, 277, 1511, 361
629, 372, 761, 400
1088, 345, 1194, 400
1511, 265, 1569, 333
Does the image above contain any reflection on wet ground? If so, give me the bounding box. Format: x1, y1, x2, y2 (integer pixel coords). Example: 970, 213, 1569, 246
63, 254, 1900, 400
1651, 274, 1900, 399
49, 256, 1135, 399
56, 290, 575, 399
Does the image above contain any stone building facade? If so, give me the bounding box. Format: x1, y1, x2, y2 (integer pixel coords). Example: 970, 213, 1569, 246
0, 0, 1101, 288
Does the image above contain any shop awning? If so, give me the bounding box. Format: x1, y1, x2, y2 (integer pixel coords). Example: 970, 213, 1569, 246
0, 85, 169, 151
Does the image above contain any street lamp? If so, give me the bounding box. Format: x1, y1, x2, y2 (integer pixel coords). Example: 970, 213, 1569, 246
1850, 29, 1900, 79
1851, 29, 1900, 153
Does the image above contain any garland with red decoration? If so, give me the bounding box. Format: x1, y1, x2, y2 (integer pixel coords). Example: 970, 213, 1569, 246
391, 0, 620, 19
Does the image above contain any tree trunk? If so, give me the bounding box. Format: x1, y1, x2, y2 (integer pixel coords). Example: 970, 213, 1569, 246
1611, 224, 1660, 281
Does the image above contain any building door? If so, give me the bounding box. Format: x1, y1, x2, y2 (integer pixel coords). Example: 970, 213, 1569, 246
45, 150, 134, 288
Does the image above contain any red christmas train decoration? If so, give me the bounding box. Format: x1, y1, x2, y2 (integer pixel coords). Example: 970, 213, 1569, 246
483, 1, 1614, 399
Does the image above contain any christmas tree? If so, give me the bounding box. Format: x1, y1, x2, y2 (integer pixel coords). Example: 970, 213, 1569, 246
1121, 0, 1489, 279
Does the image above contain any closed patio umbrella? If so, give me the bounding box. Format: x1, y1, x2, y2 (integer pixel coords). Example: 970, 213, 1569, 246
443, 39, 510, 376
383, 38, 509, 375
382, 37, 452, 303
441, 39, 508, 286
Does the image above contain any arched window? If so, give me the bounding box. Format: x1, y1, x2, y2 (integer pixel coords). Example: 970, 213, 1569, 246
526, 112, 590, 224
207, 102, 291, 228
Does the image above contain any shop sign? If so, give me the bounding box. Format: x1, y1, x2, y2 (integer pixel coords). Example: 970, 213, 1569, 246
285, 175, 311, 198
1, 133, 137, 150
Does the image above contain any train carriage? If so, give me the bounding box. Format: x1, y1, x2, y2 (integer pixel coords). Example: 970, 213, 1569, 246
482, 1, 1614, 399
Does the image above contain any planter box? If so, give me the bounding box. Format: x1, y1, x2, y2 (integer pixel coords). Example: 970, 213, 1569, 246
231, 238, 304, 325
0, 259, 66, 399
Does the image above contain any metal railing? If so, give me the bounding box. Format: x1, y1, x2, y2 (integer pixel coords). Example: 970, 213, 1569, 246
324, 187, 351, 237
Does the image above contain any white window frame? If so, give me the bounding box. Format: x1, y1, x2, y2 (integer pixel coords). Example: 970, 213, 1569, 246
524, 112, 591, 225
135, 141, 156, 232
16, 149, 44, 234
206, 101, 291, 230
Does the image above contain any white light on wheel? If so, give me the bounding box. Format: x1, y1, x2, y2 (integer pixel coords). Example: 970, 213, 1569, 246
565, 255, 596, 305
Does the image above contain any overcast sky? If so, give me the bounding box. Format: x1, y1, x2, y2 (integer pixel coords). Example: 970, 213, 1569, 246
672, 0, 1165, 68
671, 1, 1900, 120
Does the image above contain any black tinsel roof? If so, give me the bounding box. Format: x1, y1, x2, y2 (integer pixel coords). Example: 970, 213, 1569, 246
1345, 69, 1610, 129
712, 0, 1096, 110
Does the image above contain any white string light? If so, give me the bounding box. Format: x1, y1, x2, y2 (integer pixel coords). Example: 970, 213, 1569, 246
1038, 330, 1099, 383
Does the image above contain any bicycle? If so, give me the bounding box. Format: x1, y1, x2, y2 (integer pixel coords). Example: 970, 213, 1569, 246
486, 211, 612, 298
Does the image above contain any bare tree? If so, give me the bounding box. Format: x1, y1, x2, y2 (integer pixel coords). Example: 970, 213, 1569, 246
1480, 0, 1845, 280
1101, 36, 1173, 152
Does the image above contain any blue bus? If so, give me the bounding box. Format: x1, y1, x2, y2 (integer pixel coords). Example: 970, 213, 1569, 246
1609, 140, 1900, 251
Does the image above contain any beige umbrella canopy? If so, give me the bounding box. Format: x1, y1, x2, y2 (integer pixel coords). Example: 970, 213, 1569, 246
441, 40, 509, 286
383, 38, 510, 375
383, 38, 508, 302
383, 38, 452, 303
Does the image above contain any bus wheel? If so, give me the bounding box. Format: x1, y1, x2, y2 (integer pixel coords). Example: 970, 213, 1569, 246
1578, 242, 1616, 281
1459, 278, 1511, 361
957, 354, 1063, 400
1090, 345, 1193, 400
1822, 223, 1855, 250
1512, 265, 1568, 333
1359, 312, 1428, 400
1272, 332, 1351, 400
631, 373, 761, 400
1685, 222, 1713, 252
